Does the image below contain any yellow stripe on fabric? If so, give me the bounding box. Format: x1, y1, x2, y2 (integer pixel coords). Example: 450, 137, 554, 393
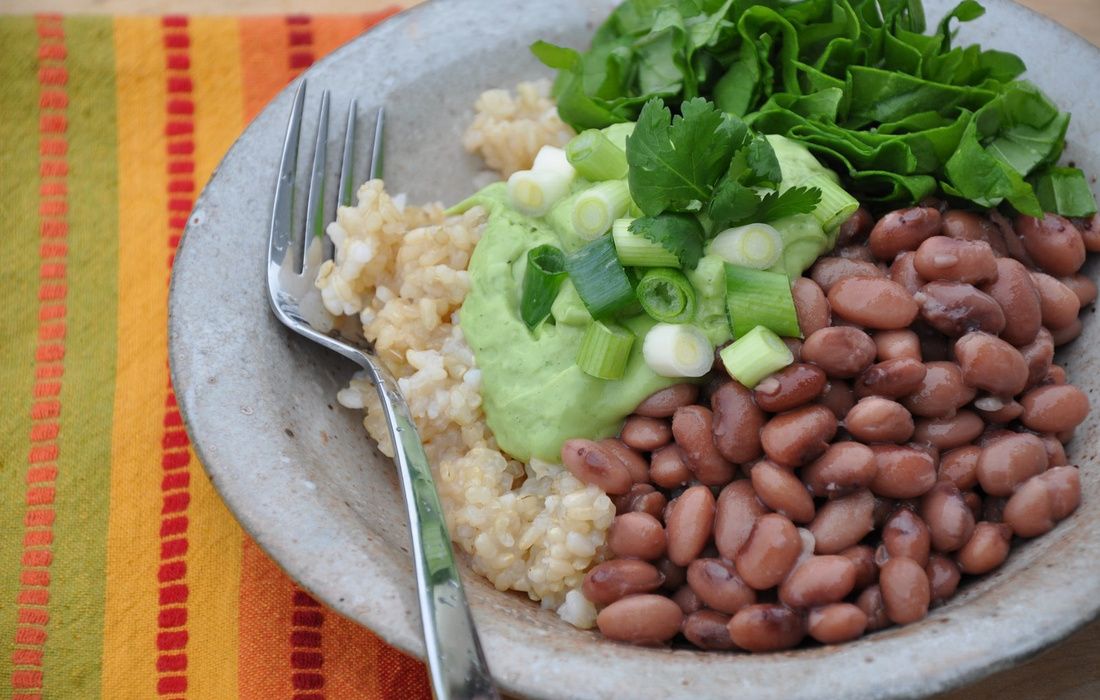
181, 16, 247, 700
100, 16, 169, 699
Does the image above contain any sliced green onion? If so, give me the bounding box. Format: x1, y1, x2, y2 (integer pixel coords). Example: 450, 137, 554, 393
800, 173, 859, 232
577, 321, 635, 380
601, 122, 636, 152
725, 264, 802, 339
708, 223, 784, 269
519, 245, 567, 331
571, 180, 632, 240
533, 145, 576, 178
566, 129, 629, 181
612, 218, 680, 267
636, 268, 697, 324
642, 323, 714, 378
550, 279, 591, 326
719, 325, 794, 388
507, 168, 572, 217
565, 234, 636, 318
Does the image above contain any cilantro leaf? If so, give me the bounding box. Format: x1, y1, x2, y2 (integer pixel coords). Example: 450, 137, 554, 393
753, 187, 822, 223
707, 177, 760, 230
626, 97, 735, 215
743, 136, 782, 187
628, 213, 705, 268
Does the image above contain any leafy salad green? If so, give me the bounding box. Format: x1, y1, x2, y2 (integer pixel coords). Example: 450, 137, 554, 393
532, 0, 1097, 217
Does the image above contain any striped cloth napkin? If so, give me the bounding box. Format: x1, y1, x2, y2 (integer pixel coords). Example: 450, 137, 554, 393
0, 9, 436, 700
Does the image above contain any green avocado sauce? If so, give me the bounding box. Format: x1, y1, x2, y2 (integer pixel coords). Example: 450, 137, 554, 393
454, 135, 842, 464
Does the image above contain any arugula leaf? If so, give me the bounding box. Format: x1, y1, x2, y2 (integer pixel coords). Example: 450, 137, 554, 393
1031, 167, 1099, 217
628, 213, 705, 268
754, 187, 822, 223
626, 97, 735, 214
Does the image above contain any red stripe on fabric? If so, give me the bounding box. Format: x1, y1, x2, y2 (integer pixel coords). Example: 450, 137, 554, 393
11, 670, 43, 689
293, 695, 324, 700
23, 531, 53, 547
293, 591, 320, 607
39, 183, 66, 198
289, 52, 313, 69
30, 402, 60, 419
37, 67, 67, 85
159, 585, 188, 606
39, 115, 66, 133
33, 383, 61, 398
167, 161, 194, 174
11, 694, 43, 700
166, 54, 190, 71
292, 610, 324, 627
162, 431, 189, 449
158, 608, 187, 628
287, 14, 310, 24
162, 451, 190, 470
28, 446, 59, 463
156, 631, 188, 651
160, 517, 188, 537
158, 561, 186, 583
39, 243, 67, 259
22, 550, 52, 567
163, 33, 190, 49
167, 180, 194, 194
289, 30, 313, 46
163, 410, 183, 427
162, 15, 187, 27
166, 77, 192, 93
23, 511, 55, 528
29, 424, 59, 442
167, 196, 193, 211
37, 308, 66, 323
37, 44, 65, 60
156, 675, 187, 694
17, 589, 49, 606
291, 651, 323, 669
40, 220, 67, 237
39, 266, 66, 282
291, 630, 322, 647
160, 538, 188, 559
292, 673, 324, 690
157, 654, 187, 672
12, 649, 44, 666
39, 200, 67, 216
25, 467, 57, 484
161, 472, 189, 491
169, 216, 188, 231
34, 345, 64, 363
39, 91, 67, 109
40, 161, 68, 177
162, 492, 190, 514
15, 627, 47, 645
18, 609, 49, 626
26, 488, 55, 506
167, 99, 193, 115
39, 139, 66, 156
38, 285, 66, 301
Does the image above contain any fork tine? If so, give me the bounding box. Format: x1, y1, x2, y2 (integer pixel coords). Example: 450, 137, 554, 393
300, 89, 331, 274
370, 106, 385, 181
269, 79, 308, 282
325, 98, 358, 262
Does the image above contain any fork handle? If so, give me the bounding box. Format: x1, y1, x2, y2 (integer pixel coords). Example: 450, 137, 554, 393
362, 361, 500, 700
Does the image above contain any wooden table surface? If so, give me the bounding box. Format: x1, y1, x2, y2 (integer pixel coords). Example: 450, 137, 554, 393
10, 0, 1099, 698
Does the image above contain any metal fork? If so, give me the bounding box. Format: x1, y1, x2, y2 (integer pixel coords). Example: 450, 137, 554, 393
267, 80, 499, 700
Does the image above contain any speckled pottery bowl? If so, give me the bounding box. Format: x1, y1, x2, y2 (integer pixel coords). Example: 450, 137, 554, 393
168, 1, 1100, 697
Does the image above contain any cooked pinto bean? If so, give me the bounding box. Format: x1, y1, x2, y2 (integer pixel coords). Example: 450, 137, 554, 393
1063, 273, 1098, 307
656, 558, 687, 591
810, 256, 885, 294
914, 236, 998, 284
879, 557, 931, 624
649, 445, 691, 490
857, 585, 892, 631
672, 405, 735, 486
837, 245, 878, 262
636, 384, 700, 418
710, 382, 765, 464
1004, 466, 1081, 538
913, 410, 985, 450
1019, 384, 1090, 433
889, 251, 927, 295
855, 358, 927, 399
828, 277, 919, 329
955, 522, 1011, 575
665, 486, 716, 566
1039, 466, 1082, 520
1075, 212, 1100, 252
845, 397, 915, 443
687, 558, 757, 614
601, 439, 650, 484
750, 461, 815, 524
869, 206, 942, 261
672, 585, 703, 615
941, 210, 1008, 255
1020, 327, 1055, 389
991, 209, 1037, 267
874, 329, 922, 362
976, 433, 1048, 497
1031, 272, 1081, 330
561, 439, 632, 494
792, 277, 832, 337
842, 544, 878, 590
926, 554, 962, 604
597, 594, 683, 645
973, 395, 1024, 424
802, 327, 877, 378
714, 480, 769, 561
870, 445, 937, 499
582, 559, 665, 605
1045, 365, 1068, 385
619, 416, 671, 452
682, 610, 735, 650
980, 258, 1042, 346
915, 281, 1006, 336
953, 332, 1029, 397
1050, 318, 1083, 346
938, 445, 980, 490
609, 512, 667, 561
804, 442, 877, 497
727, 604, 805, 652
1041, 434, 1069, 467
1016, 214, 1086, 276
754, 363, 827, 413
983, 495, 1008, 523
903, 361, 976, 418
809, 489, 876, 555
837, 207, 874, 246
962, 490, 983, 520
760, 405, 837, 467
735, 513, 802, 590
614, 483, 667, 520
921, 481, 976, 552
780, 556, 858, 608
808, 603, 868, 644
883, 508, 931, 567
783, 338, 803, 362
818, 380, 857, 419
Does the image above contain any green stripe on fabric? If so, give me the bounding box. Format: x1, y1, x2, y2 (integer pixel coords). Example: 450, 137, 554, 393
0, 16, 45, 694
41, 16, 120, 698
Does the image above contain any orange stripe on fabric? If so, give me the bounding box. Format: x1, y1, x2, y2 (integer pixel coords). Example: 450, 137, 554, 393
10, 15, 68, 696
238, 17, 291, 123
323, 610, 432, 699
100, 16, 170, 699
237, 537, 295, 700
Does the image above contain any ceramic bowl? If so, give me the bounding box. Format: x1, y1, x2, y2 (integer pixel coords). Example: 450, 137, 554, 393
169, 1, 1100, 697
